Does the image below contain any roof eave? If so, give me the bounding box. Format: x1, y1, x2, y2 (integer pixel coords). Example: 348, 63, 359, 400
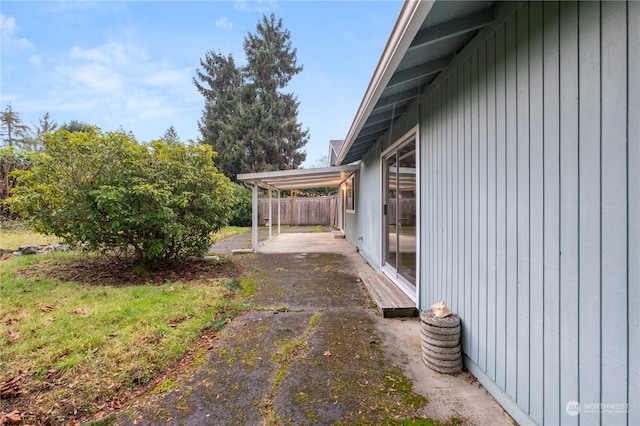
335, 0, 435, 166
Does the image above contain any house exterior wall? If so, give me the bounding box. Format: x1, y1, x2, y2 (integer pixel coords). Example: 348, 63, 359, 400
348, 103, 420, 270
345, 150, 378, 264
415, 2, 638, 424
351, 1, 638, 424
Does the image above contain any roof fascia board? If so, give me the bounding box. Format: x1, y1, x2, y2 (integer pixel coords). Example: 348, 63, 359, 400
237, 164, 360, 191
336, 0, 435, 166
237, 165, 357, 181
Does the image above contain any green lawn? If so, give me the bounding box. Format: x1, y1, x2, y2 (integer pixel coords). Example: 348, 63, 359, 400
0, 221, 59, 248
210, 226, 250, 244
0, 224, 252, 424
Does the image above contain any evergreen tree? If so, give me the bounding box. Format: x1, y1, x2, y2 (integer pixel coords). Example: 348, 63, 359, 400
0, 104, 30, 148
26, 112, 59, 152
162, 125, 180, 142
194, 52, 245, 179
194, 14, 308, 181
35, 112, 58, 136
60, 120, 94, 133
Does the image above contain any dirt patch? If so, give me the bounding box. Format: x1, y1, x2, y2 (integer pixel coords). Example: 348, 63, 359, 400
16, 255, 241, 287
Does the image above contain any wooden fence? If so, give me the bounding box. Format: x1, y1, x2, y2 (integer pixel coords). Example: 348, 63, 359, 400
258, 196, 338, 226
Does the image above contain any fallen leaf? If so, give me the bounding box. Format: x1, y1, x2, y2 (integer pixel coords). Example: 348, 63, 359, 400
323, 350, 332, 356
40, 305, 57, 312
7, 331, 20, 343
0, 375, 23, 399
1, 410, 22, 424
70, 308, 88, 315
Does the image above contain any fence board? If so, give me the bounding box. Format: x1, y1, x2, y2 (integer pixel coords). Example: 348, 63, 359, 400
258, 196, 338, 226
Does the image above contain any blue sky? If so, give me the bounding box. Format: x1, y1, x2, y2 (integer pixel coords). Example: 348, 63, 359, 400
1, 0, 401, 166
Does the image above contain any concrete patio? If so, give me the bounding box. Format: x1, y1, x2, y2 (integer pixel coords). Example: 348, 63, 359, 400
205, 229, 516, 425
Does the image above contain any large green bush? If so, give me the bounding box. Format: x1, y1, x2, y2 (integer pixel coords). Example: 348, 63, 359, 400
1, 146, 33, 218
228, 183, 252, 226
9, 128, 234, 267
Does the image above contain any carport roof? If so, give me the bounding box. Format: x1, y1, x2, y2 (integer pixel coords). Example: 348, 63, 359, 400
237, 164, 359, 191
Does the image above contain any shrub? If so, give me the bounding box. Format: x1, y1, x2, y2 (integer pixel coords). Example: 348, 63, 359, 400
8, 128, 234, 267
228, 183, 252, 226
0, 146, 33, 218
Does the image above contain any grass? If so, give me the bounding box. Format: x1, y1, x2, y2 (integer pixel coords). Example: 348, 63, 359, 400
0, 220, 249, 249
210, 226, 250, 244
0, 220, 58, 248
0, 247, 247, 423
262, 312, 321, 424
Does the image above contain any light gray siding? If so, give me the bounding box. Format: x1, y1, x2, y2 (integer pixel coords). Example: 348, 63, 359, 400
348, 104, 419, 270
415, 2, 638, 424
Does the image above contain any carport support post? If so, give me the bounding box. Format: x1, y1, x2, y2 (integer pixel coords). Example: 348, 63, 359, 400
277, 190, 281, 235
268, 188, 272, 240
252, 183, 259, 252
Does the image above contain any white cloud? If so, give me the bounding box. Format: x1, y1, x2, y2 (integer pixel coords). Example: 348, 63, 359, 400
28, 55, 41, 66
69, 40, 131, 66
215, 16, 234, 31
43, 35, 197, 140
59, 62, 123, 93
145, 67, 190, 86
234, 0, 278, 13
1, 14, 35, 51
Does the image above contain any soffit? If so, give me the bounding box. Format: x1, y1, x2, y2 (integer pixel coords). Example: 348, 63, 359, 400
339, 0, 497, 165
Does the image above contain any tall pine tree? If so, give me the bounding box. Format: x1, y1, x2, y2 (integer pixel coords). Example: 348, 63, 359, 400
194, 13, 308, 181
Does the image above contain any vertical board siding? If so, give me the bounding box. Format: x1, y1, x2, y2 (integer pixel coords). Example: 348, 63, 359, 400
464, 56, 472, 353
485, 31, 498, 382
528, 3, 545, 423
628, 3, 640, 425
418, 1, 635, 424
494, 22, 508, 392
558, 3, 580, 424
478, 40, 488, 372
542, 2, 561, 423
600, 4, 629, 426
577, 4, 602, 424
516, 5, 531, 411
504, 11, 519, 400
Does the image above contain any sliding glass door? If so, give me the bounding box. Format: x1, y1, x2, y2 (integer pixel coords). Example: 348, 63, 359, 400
383, 138, 417, 296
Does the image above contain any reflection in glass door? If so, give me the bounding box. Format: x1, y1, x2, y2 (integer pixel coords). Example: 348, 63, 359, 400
383, 139, 417, 295
385, 152, 398, 270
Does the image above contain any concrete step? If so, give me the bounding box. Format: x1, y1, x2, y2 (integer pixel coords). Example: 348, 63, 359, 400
359, 270, 418, 318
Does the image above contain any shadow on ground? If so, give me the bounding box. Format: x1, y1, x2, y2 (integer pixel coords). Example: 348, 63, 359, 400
116, 251, 432, 425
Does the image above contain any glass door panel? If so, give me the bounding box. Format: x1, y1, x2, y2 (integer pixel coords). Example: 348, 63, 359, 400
383, 139, 416, 291
385, 153, 397, 269
397, 143, 416, 286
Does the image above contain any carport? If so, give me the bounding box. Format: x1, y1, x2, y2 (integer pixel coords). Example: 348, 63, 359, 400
237, 164, 359, 252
